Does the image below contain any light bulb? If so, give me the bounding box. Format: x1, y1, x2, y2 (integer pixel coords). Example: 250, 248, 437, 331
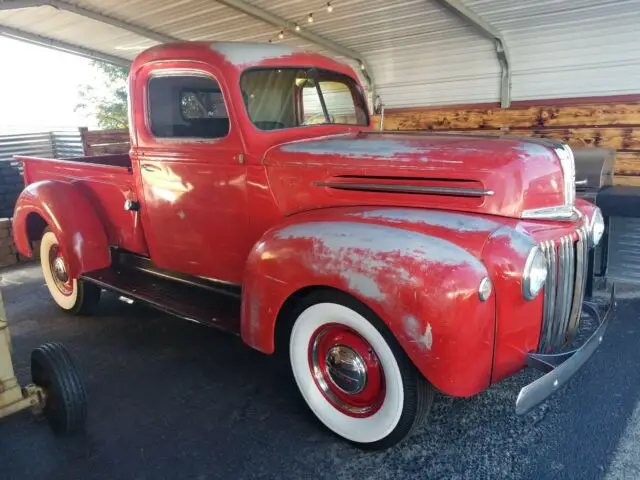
327, 2, 333, 12
295, 24, 300, 31
278, 30, 284, 39
307, 13, 313, 23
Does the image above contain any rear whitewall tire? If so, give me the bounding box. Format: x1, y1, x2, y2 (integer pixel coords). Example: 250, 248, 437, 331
288, 292, 434, 449
40, 230, 101, 315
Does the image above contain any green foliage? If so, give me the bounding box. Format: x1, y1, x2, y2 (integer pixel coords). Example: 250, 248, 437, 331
76, 61, 129, 129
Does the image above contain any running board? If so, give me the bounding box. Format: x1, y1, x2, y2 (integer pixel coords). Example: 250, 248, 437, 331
81, 266, 241, 334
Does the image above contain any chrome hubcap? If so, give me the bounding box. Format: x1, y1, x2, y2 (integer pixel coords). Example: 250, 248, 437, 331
52, 256, 69, 283
308, 323, 385, 417
325, 345, 367, 394
48, 245, 73, 296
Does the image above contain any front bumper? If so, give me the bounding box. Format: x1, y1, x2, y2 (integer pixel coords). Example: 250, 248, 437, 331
515, 285, 616, 415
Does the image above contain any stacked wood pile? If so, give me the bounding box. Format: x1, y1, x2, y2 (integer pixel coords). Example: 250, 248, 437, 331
0, 219, 19, 267
372, 102, 640, 187
79, 127, 129, 156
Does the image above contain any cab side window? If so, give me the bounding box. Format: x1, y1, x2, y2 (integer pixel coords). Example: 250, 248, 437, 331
148, 75, 229, 139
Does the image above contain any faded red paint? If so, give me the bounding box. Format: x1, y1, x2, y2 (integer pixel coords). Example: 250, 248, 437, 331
13, 180, 111, 278
11, 42, 600, 401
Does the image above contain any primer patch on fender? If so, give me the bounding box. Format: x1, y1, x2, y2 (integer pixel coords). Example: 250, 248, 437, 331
403, 315, 433, 350
276, 222, 478, 265
211, 42, 297, 65
275, 221, 485, 302
493, 227, 535, 256
280, 139, 430, 161
349, 209, 500, 233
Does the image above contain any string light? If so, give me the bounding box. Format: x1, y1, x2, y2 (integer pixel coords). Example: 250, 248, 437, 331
266, 2, 338, 43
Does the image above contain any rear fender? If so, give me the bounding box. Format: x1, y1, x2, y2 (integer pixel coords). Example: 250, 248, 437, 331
13, 180, 110, 278
242, 209, 496, 397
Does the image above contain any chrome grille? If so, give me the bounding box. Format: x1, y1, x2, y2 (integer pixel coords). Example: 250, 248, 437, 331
538, 227, 588, 352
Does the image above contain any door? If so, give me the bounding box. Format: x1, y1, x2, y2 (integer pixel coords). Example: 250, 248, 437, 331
133, 68, 249, 284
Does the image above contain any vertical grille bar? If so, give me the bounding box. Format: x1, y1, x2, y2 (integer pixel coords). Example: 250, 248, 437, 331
540, 241, 556, 352
551, 237, 569, 350
537, 227, 589, 353
566, 228, 588, 343
553, 235, 575, 350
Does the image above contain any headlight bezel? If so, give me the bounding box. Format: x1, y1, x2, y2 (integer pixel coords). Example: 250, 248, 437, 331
523, 246, 548, 301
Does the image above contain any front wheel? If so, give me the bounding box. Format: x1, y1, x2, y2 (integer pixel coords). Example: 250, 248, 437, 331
40, 229, 101, 315
288, 292, 434, 450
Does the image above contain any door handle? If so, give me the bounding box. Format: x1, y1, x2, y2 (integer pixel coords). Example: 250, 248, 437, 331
141, 164, 161, 172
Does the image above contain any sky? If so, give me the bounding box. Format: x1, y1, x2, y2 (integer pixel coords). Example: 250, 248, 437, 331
0, 37, 102, 132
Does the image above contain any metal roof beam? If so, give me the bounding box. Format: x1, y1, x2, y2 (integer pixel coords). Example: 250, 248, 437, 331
0, 0, 41, 10
0, 0, 177, 43
433, 0, 512, 108
214, 0, 375, 101
48, 0, 177, 44
0, 24, 131, 66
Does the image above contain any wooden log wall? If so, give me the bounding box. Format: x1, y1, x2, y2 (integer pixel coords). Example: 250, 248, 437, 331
372, 102, 640, 187
79, 127, 130, 156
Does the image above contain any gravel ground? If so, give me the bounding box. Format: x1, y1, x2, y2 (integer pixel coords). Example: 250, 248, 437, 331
0, 263, 638, 480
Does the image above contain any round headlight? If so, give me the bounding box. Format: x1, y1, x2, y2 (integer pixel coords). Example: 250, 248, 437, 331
591, 208, 605, 247
523, 246, 548, 300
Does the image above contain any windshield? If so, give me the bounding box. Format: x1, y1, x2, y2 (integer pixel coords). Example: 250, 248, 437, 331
240, 68, 368, 131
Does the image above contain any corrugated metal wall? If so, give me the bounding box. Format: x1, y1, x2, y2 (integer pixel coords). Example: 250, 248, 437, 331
0, 129, 83, 162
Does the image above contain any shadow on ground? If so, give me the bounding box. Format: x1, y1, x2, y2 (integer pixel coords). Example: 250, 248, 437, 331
0, 264, 638, 480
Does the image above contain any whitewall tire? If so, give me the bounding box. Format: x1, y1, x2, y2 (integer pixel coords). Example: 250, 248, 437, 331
40, 230, 101, 315
287, 291, 434, 449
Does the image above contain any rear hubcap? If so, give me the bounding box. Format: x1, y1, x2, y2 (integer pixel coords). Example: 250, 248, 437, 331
309, 324, 385, 417
49, 247, 73, 296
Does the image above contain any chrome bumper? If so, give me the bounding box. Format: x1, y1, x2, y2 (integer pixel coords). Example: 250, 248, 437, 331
515, 285, 615, 415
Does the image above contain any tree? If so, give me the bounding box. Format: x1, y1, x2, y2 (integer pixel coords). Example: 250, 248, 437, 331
76, 61, 129, 129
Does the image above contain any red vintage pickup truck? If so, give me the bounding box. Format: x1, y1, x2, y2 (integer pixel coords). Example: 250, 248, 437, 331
13, 42, 612, 449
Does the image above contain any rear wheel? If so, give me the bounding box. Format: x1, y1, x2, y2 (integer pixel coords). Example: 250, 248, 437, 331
288, 291, 434, 450
40, 229, 101, 315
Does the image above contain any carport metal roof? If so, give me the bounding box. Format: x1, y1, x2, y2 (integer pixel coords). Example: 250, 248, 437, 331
0, 0, 511, 106
0, 0, 638, 109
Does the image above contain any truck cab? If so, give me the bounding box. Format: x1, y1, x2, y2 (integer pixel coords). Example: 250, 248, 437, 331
12, 42, 613, 450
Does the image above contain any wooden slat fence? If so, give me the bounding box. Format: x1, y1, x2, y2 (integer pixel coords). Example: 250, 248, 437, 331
79, 127, 129, 156
373, 102, 640, 187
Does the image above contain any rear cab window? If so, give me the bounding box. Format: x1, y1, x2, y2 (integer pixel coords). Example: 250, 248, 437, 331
147, 75, 229, 139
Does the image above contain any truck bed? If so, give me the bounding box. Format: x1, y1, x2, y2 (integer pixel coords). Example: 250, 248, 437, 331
16, 153, 148, 256
56, 153, 132, 168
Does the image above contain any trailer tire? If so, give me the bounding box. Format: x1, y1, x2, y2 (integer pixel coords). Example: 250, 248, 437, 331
31, 342, 87, 434
40, 229, 101, 315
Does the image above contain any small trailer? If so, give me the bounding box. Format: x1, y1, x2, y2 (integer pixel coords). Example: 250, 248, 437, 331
0, 286, 86, 433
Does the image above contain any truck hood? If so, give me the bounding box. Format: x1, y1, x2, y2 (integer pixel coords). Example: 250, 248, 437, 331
264, 132, 567, 219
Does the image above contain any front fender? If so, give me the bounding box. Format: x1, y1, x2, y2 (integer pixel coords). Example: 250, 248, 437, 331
242, 207, 496, 397
13, 180, 110, 278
